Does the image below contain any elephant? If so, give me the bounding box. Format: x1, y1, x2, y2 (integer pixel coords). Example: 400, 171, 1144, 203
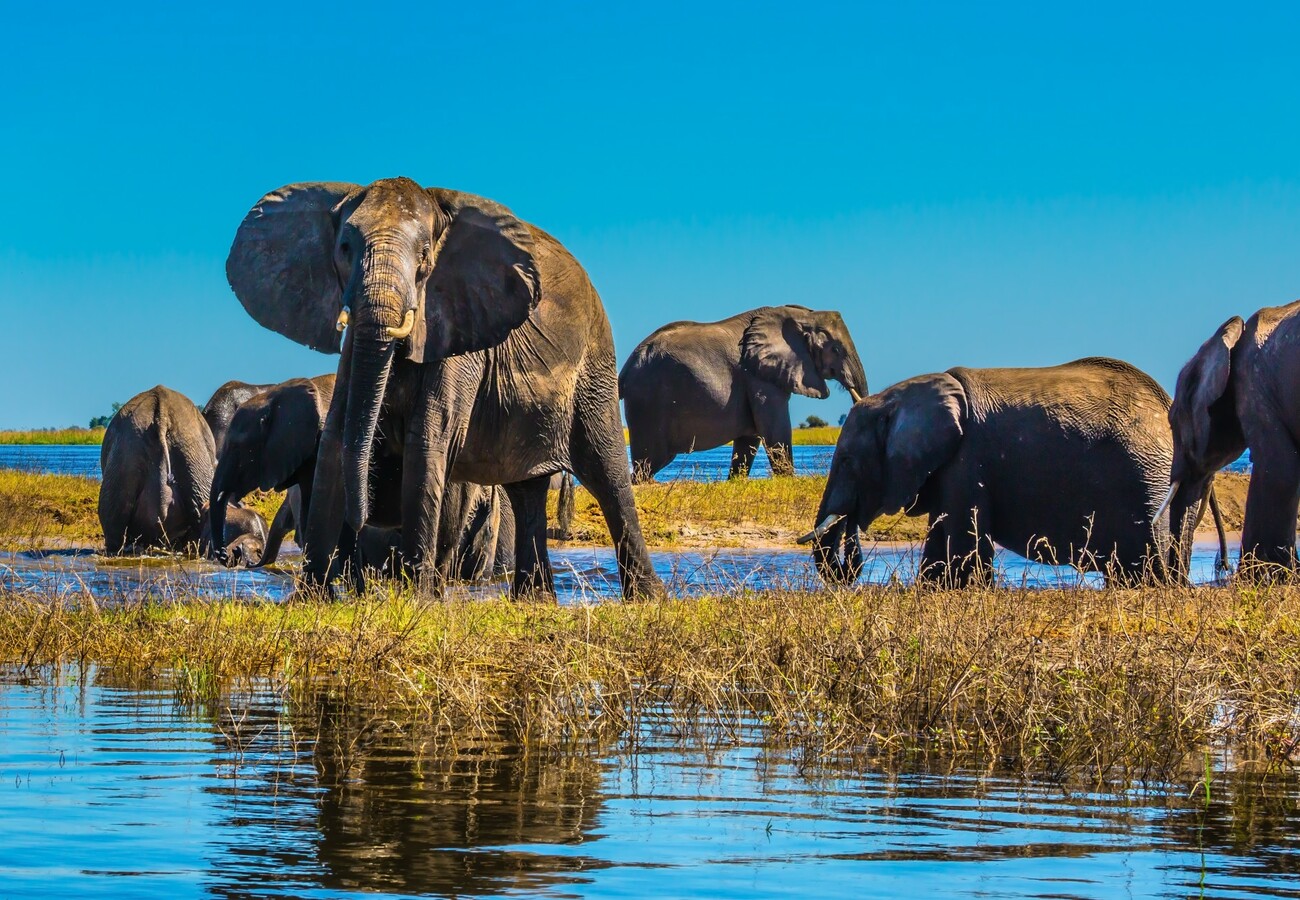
225, 177, 660, 599
802, 357, 1226, 587
1163, 300, 1300, 573
202, 380, 275, 457
619, 305, 867, 481
199, 504, 270, 567
208, 374, 336, 566
99, 385, 216, 554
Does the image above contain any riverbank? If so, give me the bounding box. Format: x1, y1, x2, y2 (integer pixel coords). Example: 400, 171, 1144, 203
2, 583, 1297, 782
0, 428, 105, 445
0, 426, 846, 447
0, 468, 1258, 552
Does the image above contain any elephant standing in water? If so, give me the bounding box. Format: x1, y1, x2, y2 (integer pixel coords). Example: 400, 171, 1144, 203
619, 305, 867, 481
1164, 300, 1300, 573
226, 178, 659, 599
804, 358, 1227, 587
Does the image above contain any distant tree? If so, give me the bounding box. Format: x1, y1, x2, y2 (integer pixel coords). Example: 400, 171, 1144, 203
89, 402, 122, 429
800, 415, 829, 429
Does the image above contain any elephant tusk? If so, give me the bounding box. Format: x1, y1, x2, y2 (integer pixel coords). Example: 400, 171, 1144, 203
1153, 481, 1180, 523
797, 513, 845, 545
335, 306, 350, 333
385, 309, 416, 340
849, 388, 864, 404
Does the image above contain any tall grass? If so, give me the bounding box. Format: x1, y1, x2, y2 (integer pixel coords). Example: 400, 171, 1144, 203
791, 426, 840, 445
2, 582, 1298, 784
0, 427, 105, 445
0, 470, 101, 548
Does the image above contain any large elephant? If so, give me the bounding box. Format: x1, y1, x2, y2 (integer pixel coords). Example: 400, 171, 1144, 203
619, 305, 867, 481
803, 358, 1219, 586
208, 374, 336, 566
226, 177, 660, 599
202, 380, 274, 457
99, 385, 216, 554
1164, 300, 1300, 573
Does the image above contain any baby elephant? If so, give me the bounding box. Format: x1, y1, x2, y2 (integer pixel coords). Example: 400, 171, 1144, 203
620, 305, 867, 481
803, 357, 1225, 587
199, 504, 270, 567
99, 386, 216, 554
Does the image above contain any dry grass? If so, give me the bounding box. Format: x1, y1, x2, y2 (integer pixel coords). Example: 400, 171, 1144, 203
2, 582, 1298, 784
0, 470, 102, 549
0, 427, 105, 445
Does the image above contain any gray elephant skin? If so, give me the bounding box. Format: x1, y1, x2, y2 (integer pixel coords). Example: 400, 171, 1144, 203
199, 504, 269, 567
805, 357, 1210, 586
202, 380, 275, 457
208, 374, 336, 566
1167, 299, 1300, 572
620, 305, 867, 481
225, 177, 659, 599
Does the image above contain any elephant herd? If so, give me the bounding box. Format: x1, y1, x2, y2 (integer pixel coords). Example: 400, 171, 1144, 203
95, 175, 1300, 597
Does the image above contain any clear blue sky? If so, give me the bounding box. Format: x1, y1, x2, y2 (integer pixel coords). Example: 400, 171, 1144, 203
2, 2, 1298, 428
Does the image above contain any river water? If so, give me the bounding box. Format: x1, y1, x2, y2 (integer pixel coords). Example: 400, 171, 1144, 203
0, 670, 1296, 899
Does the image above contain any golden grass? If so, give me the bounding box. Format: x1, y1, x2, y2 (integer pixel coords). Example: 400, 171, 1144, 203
792, 426, 840, 445
0, 428, 105, 445
552, 475, 930, 546
0, 469, 1258, 552
2, 583, 1298, 783
0, 470, 102, 549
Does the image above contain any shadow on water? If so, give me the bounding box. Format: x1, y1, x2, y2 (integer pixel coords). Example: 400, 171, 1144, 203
0, 670, 1297, 899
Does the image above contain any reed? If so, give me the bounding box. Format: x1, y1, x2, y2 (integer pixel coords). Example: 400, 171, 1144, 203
791, 425, 840, 445
0, 470, 102, 548
0, 427, 105, 445
2, 581, 1297, 785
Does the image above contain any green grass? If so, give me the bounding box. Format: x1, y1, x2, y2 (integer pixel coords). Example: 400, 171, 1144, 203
0, 470, 102, 548
0, 427, 105, 445
792, 426, 840, 445
3, 582, 1299, 782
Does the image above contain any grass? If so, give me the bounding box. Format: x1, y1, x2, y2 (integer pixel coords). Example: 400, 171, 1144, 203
0, 469, 1258, 552
0, 427, 105, 445
792, 426, 840, 445
1, 426, 841, 448
2, 582, 1298, 784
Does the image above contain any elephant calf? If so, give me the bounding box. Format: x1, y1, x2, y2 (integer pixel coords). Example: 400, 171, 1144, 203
1166, 299, 1300, 574
199, 504, 270, 567
99, 385, 216, 554
804, 357, 1221, 586
202, 379, 275, 457
620, 305, 867, 481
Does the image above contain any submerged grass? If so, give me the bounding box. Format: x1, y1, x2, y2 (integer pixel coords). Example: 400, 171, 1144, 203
2, 582, 1298, 785
0, 428, 105, 445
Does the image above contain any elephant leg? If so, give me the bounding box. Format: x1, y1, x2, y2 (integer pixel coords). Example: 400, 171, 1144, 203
570, 430, 663, 602
1240, 445, 1300, 574
505, 475, 556, 599
753, 398, 794, 477
255, 492, 296, 567
303, 416, 348, 585
729, 436, 760, 479
918, 509, 991, 588
630, 443, 673, 484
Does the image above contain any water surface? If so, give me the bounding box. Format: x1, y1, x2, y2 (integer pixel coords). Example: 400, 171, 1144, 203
0, 673, 1295, 899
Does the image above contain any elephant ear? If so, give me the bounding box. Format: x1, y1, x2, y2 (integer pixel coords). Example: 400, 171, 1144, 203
1174, 316, 1244, 468
880, 373, 966, 514
415, 189, 542, 362
740, 308, 830, 398
262, 380, 330, 491
226, 182, 360, 354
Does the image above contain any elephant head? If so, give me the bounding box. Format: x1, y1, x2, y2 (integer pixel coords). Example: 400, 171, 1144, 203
740, 306, 868, 402
208, 375, 335, 563
800, 374, 966, 583
199, 504, 269, 567
1160, 316, 1247, 563
227, 178, 541, 532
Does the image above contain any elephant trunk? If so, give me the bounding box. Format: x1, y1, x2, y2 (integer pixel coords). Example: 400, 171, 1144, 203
208, 491, 230, 564
812, 517, 864, 584
342, 334, 395, 533
844, 348, 868, 403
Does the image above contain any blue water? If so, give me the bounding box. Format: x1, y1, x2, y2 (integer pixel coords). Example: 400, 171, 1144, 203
0, 443, 1250, 482
0, 540, 1236, 606
0, 673, 1295, 899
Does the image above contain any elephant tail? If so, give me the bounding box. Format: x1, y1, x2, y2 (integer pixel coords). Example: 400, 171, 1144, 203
556, 472, 575, 540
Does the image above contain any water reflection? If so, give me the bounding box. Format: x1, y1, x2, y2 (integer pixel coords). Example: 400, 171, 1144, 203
1, 672, 1298, 899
